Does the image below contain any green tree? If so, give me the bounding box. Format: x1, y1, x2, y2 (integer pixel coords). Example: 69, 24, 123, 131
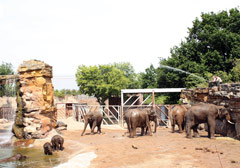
157, 8, 240, 90
54, 89, 65, 98
0, 62, 15, 97
76, 64, 130, 105
139, 64, 157, 88
231, 59, 240, 82
0, 62, 14, 75
113, 62, 140, 88
54, 89, 80, 98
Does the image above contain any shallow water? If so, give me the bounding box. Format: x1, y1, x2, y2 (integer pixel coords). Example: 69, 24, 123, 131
0, 129, 13, 146
0, 123, 95, 168
0, 146, 62, 168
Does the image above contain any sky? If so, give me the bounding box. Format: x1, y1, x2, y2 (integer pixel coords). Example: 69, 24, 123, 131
0, 0, 239, 89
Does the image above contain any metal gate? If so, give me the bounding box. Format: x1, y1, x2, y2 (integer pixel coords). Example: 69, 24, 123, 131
73, 104, 121, 125
72, 104, 170, 127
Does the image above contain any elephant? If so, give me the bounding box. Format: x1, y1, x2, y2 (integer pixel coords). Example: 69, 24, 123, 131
184, 103, 234, 139
0, 153, 27, 162
81, 111, 103, 136
51, 135, 64, 151
124, 108, 152, 138
43, 142, 53, 155
145, 108, 158, 134
170, 104, 191, 133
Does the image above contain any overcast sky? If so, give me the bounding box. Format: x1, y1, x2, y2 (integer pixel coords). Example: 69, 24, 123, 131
0, 0, 239, 89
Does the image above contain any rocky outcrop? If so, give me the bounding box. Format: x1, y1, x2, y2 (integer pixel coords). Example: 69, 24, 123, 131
12, 60, 56, 139
181, 82, 240, 139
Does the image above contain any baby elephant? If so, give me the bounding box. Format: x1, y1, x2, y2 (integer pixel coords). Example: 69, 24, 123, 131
51, 135, 64, 151
0, 153, 27, 162
43, 142, 53, 155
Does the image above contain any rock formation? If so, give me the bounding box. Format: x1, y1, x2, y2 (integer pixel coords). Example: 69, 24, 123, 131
12, 60, 56, 139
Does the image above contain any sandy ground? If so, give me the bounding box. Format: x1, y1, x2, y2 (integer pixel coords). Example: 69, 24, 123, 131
1, 117, 240, 168
51, 118, 240, 168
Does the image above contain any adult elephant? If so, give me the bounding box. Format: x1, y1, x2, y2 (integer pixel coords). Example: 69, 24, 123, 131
124, 108, 152, 138
170, 104, 191, 133
185, 103, 234, 139
81, 111, 103, 136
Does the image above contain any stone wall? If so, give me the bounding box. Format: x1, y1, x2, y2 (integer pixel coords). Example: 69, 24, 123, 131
12, 60, 56, 139
180, 82, 240, 139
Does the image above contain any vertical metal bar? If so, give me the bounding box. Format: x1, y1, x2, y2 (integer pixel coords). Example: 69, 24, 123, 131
121, 90, 124, 127
152, 90, 155, 110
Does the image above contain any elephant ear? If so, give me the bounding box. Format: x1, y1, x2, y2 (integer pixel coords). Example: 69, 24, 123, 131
217, 107, 223, 117
217, 106, 227, 118
149, 109, 156, 116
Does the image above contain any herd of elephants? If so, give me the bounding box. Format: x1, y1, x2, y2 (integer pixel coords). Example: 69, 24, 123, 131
81, 102, 235, 139
0, 103, 236, 162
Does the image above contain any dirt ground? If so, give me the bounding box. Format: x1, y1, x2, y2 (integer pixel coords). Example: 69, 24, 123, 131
59, 124, 240, 168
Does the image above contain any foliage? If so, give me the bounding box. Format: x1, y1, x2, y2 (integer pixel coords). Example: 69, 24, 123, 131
159, 8, 240, 88
140, 8, 240, 103
0, 62, 15, 97
0, 62, 14, 75
113, 62, 140, 88
76, 63, 136, 105
54, 89, 80, 98
139, 64, 157, 88
143, 95, 169, 105
231, 59, 240, 82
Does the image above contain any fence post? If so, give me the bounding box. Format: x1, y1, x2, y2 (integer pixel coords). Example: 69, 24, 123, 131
121, 90, 124, 127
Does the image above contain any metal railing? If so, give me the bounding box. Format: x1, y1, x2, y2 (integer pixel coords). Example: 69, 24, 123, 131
56, 102, 171, 127
73, 104, 120, 125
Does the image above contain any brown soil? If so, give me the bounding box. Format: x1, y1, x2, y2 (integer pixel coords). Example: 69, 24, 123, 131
60, 126, 240, 168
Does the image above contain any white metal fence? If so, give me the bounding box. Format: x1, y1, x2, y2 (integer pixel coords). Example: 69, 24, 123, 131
56, 103, 171, 127
73, 104, 121, 125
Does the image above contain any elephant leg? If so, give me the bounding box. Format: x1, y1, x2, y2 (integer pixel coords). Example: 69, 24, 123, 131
208, 119, 216, 139
126, 120, 131, 136
129, 128, 134, 138
141, 127, 144, 136
178, 117, 184, 133
52, 143, 56, 151
171, 119, 176, 133
91, 121, 97, 135
154, 119, 157, 133
55, 143, 59, 151
128, 120, 134, 138
146, 118, 152, 136
182, 122, 185, 132
60, 143, 64, 151
133, 127, 137, 137
178, 123, 183, 133
193, 125, 199, 138
186, 122, 192, 139
145, 127, 148, 135
97, 125, 101, 134
89, 122, 93, 129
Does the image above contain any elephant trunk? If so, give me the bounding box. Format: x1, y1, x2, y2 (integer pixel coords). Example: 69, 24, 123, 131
81, 122, 88, 136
